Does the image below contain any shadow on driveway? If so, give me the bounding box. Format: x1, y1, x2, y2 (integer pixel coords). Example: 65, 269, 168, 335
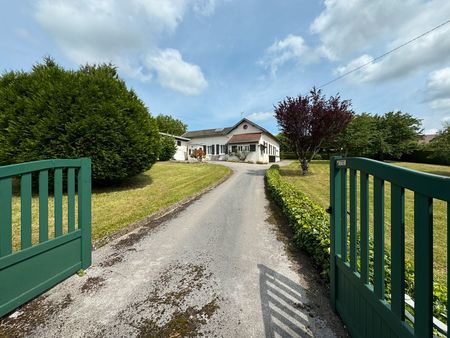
258, 264, 313, 338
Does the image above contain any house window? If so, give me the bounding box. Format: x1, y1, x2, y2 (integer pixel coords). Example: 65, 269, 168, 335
250, 144, 256, 152
243, 124, 248, 130
232, 145, 237, 152
177, 140, 181, 146
263, 141, 267, 154
216, 144, 219, 154
189, 149, 192, 155
203, 145, 207, 154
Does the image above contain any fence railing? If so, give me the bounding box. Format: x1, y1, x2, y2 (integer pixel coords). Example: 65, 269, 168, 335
0, 158, 91, 317
330, 156, 450, 338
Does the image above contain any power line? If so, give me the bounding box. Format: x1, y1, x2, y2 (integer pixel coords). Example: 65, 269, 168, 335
317, 18, 450, 89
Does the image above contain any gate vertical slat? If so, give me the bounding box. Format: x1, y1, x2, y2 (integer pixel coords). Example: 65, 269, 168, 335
349, 169, 357, 271
79, 158, 92, 269
374, 177, 385, 299
0, 178, 12, 256
341, 169, 348, 262
20, 173, 32, 249
39, 170, 49, 242
330, 157, 342, 310
54, 168, 63, 237
67, 168, 75, 232
447, 202, 449, 337
391, 183, 405, 320
360, 172, 369, 284
414, 192, 433, 338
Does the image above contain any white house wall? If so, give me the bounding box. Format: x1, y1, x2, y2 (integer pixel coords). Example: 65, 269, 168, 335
259, 134, 280, 162
181, 120, 281, 163
173, 140, 189, 161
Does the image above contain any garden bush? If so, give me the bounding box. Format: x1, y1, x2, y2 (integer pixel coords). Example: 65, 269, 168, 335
0, 58, 160, 184
159, 136, 177, 161
265, 165, 447, 322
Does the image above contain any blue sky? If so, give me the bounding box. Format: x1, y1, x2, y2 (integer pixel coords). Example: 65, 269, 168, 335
1, 0, 450, 134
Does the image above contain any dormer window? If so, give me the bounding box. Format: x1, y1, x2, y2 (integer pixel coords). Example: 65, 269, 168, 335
243, 124, 248, 130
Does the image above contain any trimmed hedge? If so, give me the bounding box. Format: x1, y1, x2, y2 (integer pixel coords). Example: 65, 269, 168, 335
265, 164, 446, 322
0, 58, 160, 184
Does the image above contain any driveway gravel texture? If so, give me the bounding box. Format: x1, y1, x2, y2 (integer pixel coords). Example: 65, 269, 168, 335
0, 162, 347, 338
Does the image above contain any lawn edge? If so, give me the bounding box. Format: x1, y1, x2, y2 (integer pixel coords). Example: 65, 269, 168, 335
92, 166, 233, 250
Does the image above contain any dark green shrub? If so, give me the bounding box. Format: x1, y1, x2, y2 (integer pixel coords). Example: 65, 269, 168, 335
159, 136, 177, 161
265, 165, 446, 322
0, 58, 160, 184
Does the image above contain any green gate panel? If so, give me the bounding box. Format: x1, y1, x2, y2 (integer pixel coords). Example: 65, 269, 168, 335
330, 157, 450, 338
336, 260, 413, 338
0, 159, 91, 318
0, 232, 82, 317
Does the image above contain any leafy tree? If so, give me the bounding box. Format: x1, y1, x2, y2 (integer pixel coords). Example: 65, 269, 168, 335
276, 133, 294, 153
336, 111, 421, 160
430, 122, 450, 159
155, 114, 187, 136
274, 87, 353, 175
379, 111, 421, 159
159, 135, 177, 161
0, 58, 160, 184
337, 113, 377, 156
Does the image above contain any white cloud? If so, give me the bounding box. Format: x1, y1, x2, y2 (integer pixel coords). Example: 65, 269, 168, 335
310, 0, 416, 60
261, 34, 312, 75
246, 111, 273, 122
424, 67, 450, 110
34, 0, 211, 95
311, 0, 450, 83
146, 49, 208, 96
193, 0, 220, 16
423, 128, 439, 135
427, 67, 450, 99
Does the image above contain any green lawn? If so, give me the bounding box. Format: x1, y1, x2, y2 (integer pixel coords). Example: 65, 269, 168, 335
11, 162, 230, 249
280, 160, 450, 285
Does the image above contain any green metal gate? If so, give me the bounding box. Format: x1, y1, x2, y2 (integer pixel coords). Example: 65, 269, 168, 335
330, 157, 450, 338
0, 158, 91, 317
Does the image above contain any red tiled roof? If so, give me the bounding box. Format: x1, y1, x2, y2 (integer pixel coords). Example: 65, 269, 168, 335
227, 133, 262, 144
419, 134, 438, 144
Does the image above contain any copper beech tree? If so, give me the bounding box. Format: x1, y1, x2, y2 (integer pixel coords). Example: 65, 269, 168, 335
275, 88, 353, 175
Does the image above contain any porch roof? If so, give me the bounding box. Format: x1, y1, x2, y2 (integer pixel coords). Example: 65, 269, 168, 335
227, 133, 262, 144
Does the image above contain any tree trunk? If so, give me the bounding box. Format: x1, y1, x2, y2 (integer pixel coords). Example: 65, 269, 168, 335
300, 158, 309, 175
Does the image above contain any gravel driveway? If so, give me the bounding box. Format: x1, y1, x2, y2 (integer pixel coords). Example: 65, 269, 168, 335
0, 162, 346, 338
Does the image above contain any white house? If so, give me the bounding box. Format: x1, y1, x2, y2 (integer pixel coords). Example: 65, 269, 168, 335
159, 132, 190, 161
179, 118, 280, 163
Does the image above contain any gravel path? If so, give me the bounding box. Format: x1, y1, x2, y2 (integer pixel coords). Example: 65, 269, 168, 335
0, 162, 346, 338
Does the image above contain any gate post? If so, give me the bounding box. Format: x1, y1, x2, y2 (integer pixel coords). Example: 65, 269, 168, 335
330, 156, 342, 310
79, 157, 92, 269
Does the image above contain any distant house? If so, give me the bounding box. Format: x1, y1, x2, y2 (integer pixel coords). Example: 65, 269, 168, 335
177, 118, 280, 163
419, 134, 438, 144
159, 132, 190, 161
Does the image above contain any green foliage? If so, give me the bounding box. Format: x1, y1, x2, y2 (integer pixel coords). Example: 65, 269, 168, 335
381, 111, 422, 159
265, 164, 447, 322
337, 113, 378, 157
338, 111, 421, 160
266, 165, 331, 273
159, 136, 177, 161
0, 58, 160, 184
430, 123, 450, 160
155, 114, 187, 136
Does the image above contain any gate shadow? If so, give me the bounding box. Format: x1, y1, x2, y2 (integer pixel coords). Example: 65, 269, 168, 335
258, 264, 312, 338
